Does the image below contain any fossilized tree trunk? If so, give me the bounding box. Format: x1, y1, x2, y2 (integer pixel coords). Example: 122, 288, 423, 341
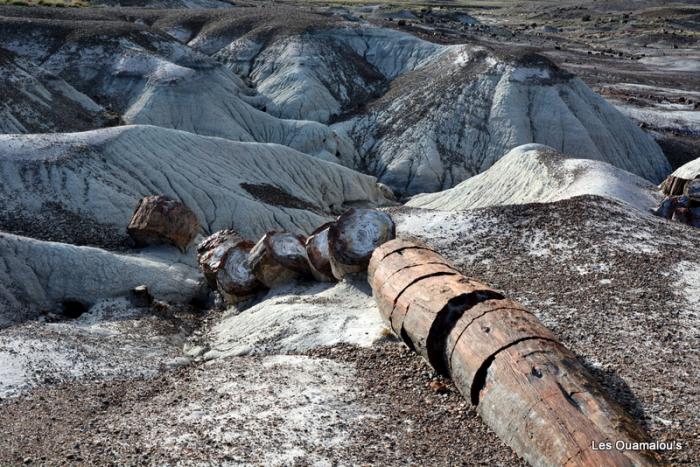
305, 222, 335, 282
660, 175, 689, 196
127, 195, 199, 251
328, 208, 395, 279
249, 231, 311, 288
368, 238, 660, 467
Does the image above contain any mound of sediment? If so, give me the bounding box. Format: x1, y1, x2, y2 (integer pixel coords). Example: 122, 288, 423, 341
0, 9, 353, 161
0, 47, 110, 133
0, 232, 200, 324
0, 125, 387, 245
407, 144, 661, 212
337, 44, 669, 195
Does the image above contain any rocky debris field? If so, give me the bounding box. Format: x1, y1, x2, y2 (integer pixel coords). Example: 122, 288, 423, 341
0, 0, 698, 465
0, 342, 526, 466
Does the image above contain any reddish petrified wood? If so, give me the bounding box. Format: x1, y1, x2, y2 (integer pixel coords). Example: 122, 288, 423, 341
660, 175, 689, 196
127, 195, 200, 251
197, 229, 247, 289
249, 232, 301, 288
216, 242, 265, 303
368, 238, 660, 467
264, 232, 311, 276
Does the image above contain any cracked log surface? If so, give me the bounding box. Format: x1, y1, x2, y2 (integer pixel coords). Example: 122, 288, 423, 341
368, 238, 660, 467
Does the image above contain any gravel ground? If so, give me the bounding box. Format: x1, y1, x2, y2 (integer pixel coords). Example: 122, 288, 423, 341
1, 196, 697, 465
392, 195, 700, 465
0, 342, 522, 466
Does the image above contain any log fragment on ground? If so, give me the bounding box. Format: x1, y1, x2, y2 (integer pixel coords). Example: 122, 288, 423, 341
197, 230, 248, 289
328, 208, 395, 279
305, 223, 335, 282
368, 238, 660, 467
216, 240, 265, 304
660, 175, 689, 196
264, 232, 312, 276
248, 232, 302, 288
127, 195, 199, 251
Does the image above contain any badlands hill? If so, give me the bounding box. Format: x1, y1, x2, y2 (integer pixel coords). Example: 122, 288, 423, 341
0, 47, 111, 133
0, 125, 386, 247
0, 6, 671, 196
0, 2, 696, 466
407, 144, 662, 212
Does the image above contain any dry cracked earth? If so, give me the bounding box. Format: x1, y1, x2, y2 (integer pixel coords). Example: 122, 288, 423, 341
0, 0, 698, 466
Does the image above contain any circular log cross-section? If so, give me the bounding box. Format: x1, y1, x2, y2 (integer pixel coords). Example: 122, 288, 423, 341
197, 229, 246, 289
328, 208, 395, 279
216, 242, 265, 304
305, 223, 335, 282
368, 238, 660, 467
249, 232, 301, 288
264, 232, 312, 276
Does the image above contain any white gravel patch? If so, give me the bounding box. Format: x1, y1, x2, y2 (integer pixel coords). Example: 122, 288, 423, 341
0, 299, 191, 399
204, 278, 385, 359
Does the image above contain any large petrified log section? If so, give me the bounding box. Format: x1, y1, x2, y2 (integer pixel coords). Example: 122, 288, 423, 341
248, 231, 311, 288
328, 208, 395, 279
368, 238, 660, 467
660, 175, 689, 196
197, 229, 247, 288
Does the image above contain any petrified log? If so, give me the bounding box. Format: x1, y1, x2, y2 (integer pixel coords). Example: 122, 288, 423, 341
127, 195, 199, 251
248, 232, 309, 288
264, 232, 311, 275
197, 229, 247, 289
368, 238, 660, 467
305, 222, 335, 282
328, 208, 395, 279
660, 175, 688, 196
216, 240, 265, 304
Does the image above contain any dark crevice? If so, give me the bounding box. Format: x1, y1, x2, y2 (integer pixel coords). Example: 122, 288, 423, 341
388, 271, 460, 327
400, 326, 417, 353
557, 382, 582, 412
60, 299, 88, 319
426, 290, 504, 376
470, 337, 559, 406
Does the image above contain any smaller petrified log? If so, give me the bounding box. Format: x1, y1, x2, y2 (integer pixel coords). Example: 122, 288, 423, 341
328, 208, 395, 279
216, 241, 264, 304
248, 232, 305, 288
264, 232, 312, 275
305, 223, 335, 282
127, 195, 199, 251
197, 230, 247, 289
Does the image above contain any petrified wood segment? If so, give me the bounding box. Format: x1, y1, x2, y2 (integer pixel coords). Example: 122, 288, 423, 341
328, 208, 395, 279
368, 238, 660, 467
660, 175, 688, 196
197, 229, 248, 289
127, 195, 200, 251
248, 232, 301, 288
264, 232, 312, 276
478, 339, 659, 467
305, 223, 335, 282
216, 242, 265, 303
